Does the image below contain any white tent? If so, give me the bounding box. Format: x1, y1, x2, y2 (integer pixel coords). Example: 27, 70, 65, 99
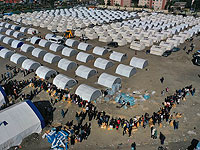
58, 58, 77, 71
0, 27, 7, 32
36, 66, 57, 79
115, 64, 136, 77
5, 29, 15, 36
98, 73, 121, 88
49, 43, 64, 52
53, 74, 77, 89
65, 39, 79, 47
94, 58, 113, 70
0, 49, 14, 58
43, 53, 61, 64
0, 100, 45, 150
99, 35, 112, 43
75, 84, 101, 102
10, 25, 20, 30
62, 47, 78, 57
21, 59, 41, 70
27, 28, 39, 35
150, 45, 166, 56
109, 51, 127, 62
30, 36, 41, 44
39, 39, 51, 48
0, 34, 6, 41
78, 42, 93, 51
130, 41, 146, 51
11, 40, 24, 48
3, 37, 14, 45
159, 41, 174, 50
20, 44, 35, 52
0, 85, 7, 107
140, 38, 153, 47
12, 31, 24, 38
10, 53, 27, 64
32, 48, 47, 58
129, 57, 148, 69
93, 46, 108, 56
76, 52, 94, 63
20, 27, 29, 33
75, 65, 97, 79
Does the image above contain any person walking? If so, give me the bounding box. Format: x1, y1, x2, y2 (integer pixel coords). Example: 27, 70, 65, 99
159, 132, 166, 145
131, 142, 136, 150
61, 109, 65, 118
160, 77, 164, 84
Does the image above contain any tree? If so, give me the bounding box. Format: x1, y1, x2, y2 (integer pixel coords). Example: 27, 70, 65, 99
49, 0, 55, 8
192, 0, 200, 10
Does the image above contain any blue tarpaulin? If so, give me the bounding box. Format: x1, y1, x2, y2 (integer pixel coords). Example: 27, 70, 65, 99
115, 93, 135, 106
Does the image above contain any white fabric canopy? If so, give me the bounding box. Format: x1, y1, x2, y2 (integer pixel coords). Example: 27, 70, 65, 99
98, 73, 121, 88
0, 49, 14, 58
115, 64, 136, 77
129, 57, 148, 69
10, 53, 27, 64
58, 58, 77, 71
21, 59, 41, 70
53, 74, 77, 89
36, 66, 57, 79
75, 65, 96, 79
94, 58, 113, 70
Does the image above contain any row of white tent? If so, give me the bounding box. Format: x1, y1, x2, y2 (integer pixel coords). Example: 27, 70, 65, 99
0, 34, 24, 48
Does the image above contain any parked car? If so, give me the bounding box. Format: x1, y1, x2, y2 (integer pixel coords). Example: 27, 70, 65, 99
49, 37, 65, 44
192, 55, 200, 66
107, 42, 118, 48
193, 50, 200, 58
162, 50, 172, 57
171, 47, 180, 52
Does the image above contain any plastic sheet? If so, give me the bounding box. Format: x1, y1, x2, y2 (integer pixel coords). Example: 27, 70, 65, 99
115, 93, 135, 106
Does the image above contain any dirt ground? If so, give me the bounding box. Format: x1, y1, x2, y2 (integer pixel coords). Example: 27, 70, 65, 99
0, 20, 200, 150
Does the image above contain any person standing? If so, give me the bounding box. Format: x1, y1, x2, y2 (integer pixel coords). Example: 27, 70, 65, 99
131, 142, 136, 150
159, 132, 166, 145
61, 109, 65, 118
160, 77, 164, 84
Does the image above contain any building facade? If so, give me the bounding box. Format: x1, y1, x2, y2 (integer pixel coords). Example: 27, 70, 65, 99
104, 0, 131, 7
138, 0, 167, 10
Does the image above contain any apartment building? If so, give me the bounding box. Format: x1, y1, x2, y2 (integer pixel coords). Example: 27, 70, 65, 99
138, 0, 167, 10
104, 0, 131, 7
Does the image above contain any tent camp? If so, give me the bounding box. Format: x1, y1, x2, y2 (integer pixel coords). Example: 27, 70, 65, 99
94, 58, 113, 70
49, 43, 64, 52
0, 85, 8, 107
115, 64, 136, 77
93, 46, 108, 56
0, 49, 14, 58
20, 44, 35, 53
76, 52, 94, 63
58, 58, 77, 71
3, 37, 14, 45
30, 36, 41, 44
109, 51, 127, 62
75, 65, 97, 79
39, 39, 51, 48
43, 53, 61, 64
10, 53, 27, 64
21, 59, 41, 70
75, 84, 102, 101
78, 42, 93, 51
129, 57, 148, 69
65, 39, 79, 47
98, 73, 121, 88
11, 40, 24, 48
36, 66, 57, 79
62, 47, 78, 57
53, 74, 77, 89
0, 100, 45, 150
32, 48, 47, 58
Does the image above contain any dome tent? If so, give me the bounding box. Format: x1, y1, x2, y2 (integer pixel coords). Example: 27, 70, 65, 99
93, 46, 108, 56
30, 36, 41, 44
0, 49, 14, 58
20, 44, 35, 53
129, 57, 148, 69
43, 53, 61, 64
32, 48, 47, 58
21, 59, 41, 70
94, 58, 113, 70
76, 52, 94, 63
98, 73, 121, 88
53, 74, 77, 89
3, 37, 14, 45
11, 40, 24, 48
49, 43, 64, 52
0, 100, 45, 150
109, 51, 127, 62
75, 84, 102, 102
39, 39, 51, 48
58, 58, 77, 71
12, 31, 24, 38
0, 34, 6, 41
75, 65, 97, 79
65, 39, 79, 47
5, 29, 15, 36
36, 66, 57, 79
115, 64, 136, 77
78, 42, 93, 51
10, 53, 27, 65
62, 47, 78, 57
